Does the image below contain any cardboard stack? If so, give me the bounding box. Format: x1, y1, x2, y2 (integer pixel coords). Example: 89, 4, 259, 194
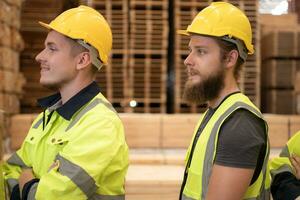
261, 14, 300, 114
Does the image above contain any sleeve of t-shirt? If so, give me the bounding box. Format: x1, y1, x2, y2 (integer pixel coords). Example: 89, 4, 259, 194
214, 108, 266, 169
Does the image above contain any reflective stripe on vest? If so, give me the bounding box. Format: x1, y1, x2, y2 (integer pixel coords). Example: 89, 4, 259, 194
6, 178, 18, 193
56, 154, 125, 199
7, 153, 30, 169
66, 98, 117, 131
279, 145, 289, 157
182, 94, 269, 200
27, 182, 38, 200
55, 154, 97, 198
33, 118, 43, 129
90, 194, 125, 200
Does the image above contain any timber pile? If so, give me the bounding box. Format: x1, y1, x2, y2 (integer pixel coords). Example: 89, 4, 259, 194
0, 0, 24, 148
8, 113, 298, 152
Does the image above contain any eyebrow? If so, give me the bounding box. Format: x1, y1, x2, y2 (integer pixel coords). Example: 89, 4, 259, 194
45, 41, 57, 47
192, 45, 208, 49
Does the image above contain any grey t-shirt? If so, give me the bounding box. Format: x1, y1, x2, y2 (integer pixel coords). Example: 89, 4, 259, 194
214, 108, 267, 184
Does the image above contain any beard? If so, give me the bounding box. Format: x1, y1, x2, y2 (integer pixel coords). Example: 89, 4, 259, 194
183, 65, 225, 105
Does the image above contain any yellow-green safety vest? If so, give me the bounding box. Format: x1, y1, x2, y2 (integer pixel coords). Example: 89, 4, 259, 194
181, 93, 270, 200
3, 93, 129, 200
0, 161, 6, 200
269, 131, 300, 181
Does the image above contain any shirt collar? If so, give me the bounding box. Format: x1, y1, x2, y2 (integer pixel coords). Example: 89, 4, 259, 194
37, 81, 101, 120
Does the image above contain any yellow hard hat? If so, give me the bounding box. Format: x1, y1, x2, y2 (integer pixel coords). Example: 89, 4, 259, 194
39, 5, 112, 65
178, 2, 254, 55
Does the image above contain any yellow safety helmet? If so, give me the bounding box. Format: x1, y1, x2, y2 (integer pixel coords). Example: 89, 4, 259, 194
39, 5, 112, 67
178, 2, 254, 58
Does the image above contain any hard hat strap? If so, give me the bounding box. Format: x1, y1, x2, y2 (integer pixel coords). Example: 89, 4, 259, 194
77, 40, 103, 70
221, 36, 248, 61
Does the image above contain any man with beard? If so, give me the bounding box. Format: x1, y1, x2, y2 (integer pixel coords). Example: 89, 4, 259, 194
3, 6, 128, 200
178, 2, 269, 200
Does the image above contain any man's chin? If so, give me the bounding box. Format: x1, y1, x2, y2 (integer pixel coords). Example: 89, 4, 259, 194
40, 81, 58, 91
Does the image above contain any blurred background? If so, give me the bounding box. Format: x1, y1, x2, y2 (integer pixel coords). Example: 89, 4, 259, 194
1, 0, 300, 199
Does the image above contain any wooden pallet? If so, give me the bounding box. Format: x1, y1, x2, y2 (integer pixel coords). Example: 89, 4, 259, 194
127, 53, 167, 113
127, 1, 168, 113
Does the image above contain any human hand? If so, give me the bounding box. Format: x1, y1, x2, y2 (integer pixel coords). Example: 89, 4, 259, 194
290, 154, 300, 180
19, 168, 35, 191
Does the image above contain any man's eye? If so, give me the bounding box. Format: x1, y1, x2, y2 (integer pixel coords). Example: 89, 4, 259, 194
197, 49, 205, 54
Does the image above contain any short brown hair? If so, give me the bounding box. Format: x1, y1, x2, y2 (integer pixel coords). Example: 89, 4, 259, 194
214, 37, 245, 80
65, 36, 98, 74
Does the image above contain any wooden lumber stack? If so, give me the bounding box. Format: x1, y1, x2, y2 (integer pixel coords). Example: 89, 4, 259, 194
174, 0, 260, 113
126, 165, 183, 200
0, 0, 24, 146
9, 113, 298, 152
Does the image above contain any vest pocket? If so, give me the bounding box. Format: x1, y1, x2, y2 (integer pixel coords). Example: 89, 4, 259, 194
47, 137, 69, 149
24, 128, 43, 145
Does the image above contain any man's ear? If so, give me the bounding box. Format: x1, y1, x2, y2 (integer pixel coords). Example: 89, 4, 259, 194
226, 49, 239, 68
76, 52, 91, 70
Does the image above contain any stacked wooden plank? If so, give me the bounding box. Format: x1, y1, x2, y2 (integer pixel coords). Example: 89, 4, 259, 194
9, 113, 299, 152
261, 14, 300, 114
125, 164, 183, 200
80, 0, 129, 112
174, 0, 260, 113
20, 0, 63, 113
0, 0, 24, 144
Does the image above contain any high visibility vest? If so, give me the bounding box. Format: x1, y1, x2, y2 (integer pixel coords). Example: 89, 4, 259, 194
3, 93, 128, 200
269, 131, 300, 181
0, 161, 6, 200
181, 93, 270, 200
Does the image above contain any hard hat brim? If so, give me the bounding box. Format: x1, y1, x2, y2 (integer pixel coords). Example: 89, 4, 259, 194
38, 21, 53, 30
177, 30, 190, 35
